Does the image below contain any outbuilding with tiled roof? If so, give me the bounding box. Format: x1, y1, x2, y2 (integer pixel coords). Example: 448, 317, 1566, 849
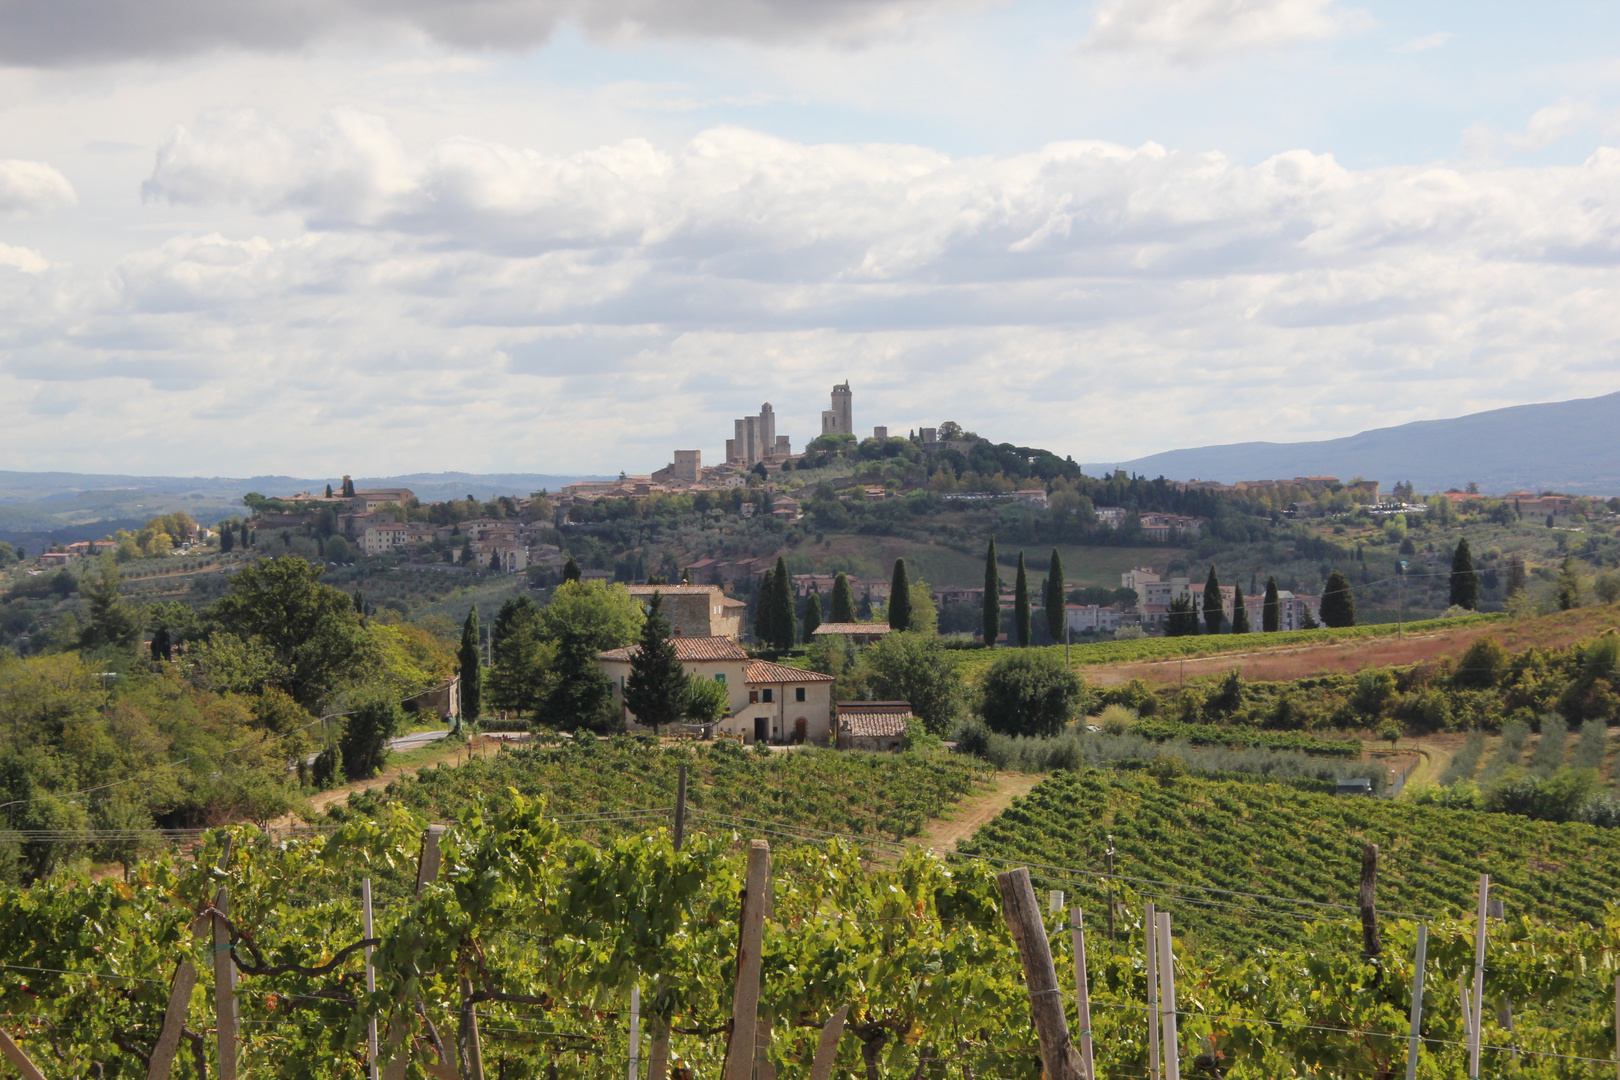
834, 701, 915, 751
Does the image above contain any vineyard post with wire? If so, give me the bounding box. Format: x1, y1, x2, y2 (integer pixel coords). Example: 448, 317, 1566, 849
1070, 907, 1095, 1080
722, 840, 770, 1080
0, 1028, 45, 1080
1404, 924, 1428, 1080
1145, 900, 1161, 1080
1469, 875, 1489, 1079
1157, 913, 1180, 1080
996, 866, 1081, 1080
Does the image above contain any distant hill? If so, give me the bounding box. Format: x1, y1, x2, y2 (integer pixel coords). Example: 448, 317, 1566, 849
1088, 391, 1620, 495
0, 470, 607, 551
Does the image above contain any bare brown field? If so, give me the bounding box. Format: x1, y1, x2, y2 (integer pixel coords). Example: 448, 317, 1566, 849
1093, 605, 1620, 686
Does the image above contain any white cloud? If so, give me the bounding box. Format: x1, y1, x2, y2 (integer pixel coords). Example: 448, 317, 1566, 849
0, 159, 76, 217
0, 241, 49, 273
0, 0, 982, 67
1083, 0, 1364, 61
9, 116, 1620, 473
1462, 97, 1617, 158
1393, 31, 1452, 53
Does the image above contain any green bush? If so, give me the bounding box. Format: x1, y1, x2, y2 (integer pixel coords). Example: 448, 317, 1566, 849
979, 651, 1084, 737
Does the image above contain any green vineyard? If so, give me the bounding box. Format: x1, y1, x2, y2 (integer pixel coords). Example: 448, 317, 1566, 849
2, 798, 1619, 1079
329, 737, 988, 841
961, 770, 1620, 950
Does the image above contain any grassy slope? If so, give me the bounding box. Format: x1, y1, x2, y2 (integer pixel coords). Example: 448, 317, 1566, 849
962, 769, 1620, 950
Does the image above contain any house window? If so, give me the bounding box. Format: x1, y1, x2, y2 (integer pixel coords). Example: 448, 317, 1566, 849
762, 688, 773, 703
715, 674, 725, 683
795, 687, 806, 702
749, 690, 760, 704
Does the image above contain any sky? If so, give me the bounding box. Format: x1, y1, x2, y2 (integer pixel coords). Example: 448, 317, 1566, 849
3, 0, 1620, 478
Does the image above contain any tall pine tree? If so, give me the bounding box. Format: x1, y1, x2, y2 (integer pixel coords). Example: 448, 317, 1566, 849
770, 557, 796, 651
1014, 551, 1032, 647
1044, 548, 1065, 643
888, 558, 912, 631
1263, 576, 1280, 632
624, 593, 688, 734
830, 572, 856, 623
1450, 537, 1478, 610
459, 605, 482, 723
803, 592, 822, 643
1203, 566, 1223, 635
1231, 583, 1249, 633
982, 538, 1001, 646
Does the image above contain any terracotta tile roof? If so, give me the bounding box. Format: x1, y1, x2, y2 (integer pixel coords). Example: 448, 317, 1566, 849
811, 622, 892, 636
744, 660, 834, 684
598, 636, 748, 662
839, 710, 913, 738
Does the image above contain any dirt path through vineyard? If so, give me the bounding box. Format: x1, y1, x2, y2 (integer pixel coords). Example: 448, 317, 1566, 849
911, 772, 1043, 853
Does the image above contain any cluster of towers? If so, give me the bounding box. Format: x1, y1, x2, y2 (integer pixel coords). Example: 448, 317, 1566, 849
725, 382, 856, 467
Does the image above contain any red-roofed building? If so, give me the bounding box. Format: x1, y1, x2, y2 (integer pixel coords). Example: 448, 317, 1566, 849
597, 638, 835, 744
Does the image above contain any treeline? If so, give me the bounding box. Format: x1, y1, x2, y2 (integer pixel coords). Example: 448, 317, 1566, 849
0, 555, 457, 881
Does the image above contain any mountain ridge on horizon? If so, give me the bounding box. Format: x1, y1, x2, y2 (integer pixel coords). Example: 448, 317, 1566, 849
1085, 390, 1620, 495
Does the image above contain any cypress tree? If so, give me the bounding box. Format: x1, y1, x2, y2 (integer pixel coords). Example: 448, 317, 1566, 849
341, 475, 355, 497
1014, 551, 1031, 647
1044, 548, 1065, 643
803, 592, 822, 643
1320, 570, 1356, 627
1450, 537, 1478, 610
771, 557, 796, 651
830, 572, 856, 623
324, 484, 333, 498
983, 538, 1001, 646
1557, 557, 1581, 611
1166, 594, 1198, 636
1203, 566, 1223, 635
150, 625, 172, 662
353, 588, 365, 615
459, 606, 482, 723
1263, 576, 1280, 632
888, 558, 912, 631
755, 567, 776, 643
563, 557, 582, 583
1231, 584, 1249, 633
219, 524, 235, 553
624, 593, 688, 734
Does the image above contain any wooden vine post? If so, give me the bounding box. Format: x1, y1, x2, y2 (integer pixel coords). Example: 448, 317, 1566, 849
1070, 908, 1095, 1080
996, 867, 1081, 1080
722, 840, 771, 1080
1487, 898, 1512, 1031
1469, 875, 1489, 1080
807, 1005, 849, 1080
1156, 913, 1180, 1080
647, 772, 689, 1080
364, 878, 379, 1080
0, 1028, 47, 1080
1404, 924, 1428, 1080
1144, 901, 1160, 1080
213, 836, 239, 1080
1360, 843, 1381, 962
381, 825, 455, 1080
146, 956, 199, 1080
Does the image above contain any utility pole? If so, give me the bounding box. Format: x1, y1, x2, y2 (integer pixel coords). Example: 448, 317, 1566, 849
1397, 561, 1406, 640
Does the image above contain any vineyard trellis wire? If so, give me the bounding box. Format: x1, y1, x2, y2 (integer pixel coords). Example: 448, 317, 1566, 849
0, 787, 1617, 1079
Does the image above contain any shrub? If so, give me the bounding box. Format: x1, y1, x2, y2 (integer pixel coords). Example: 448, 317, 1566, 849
1097, 704, 1136, 736
978, 651, 1085, 737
